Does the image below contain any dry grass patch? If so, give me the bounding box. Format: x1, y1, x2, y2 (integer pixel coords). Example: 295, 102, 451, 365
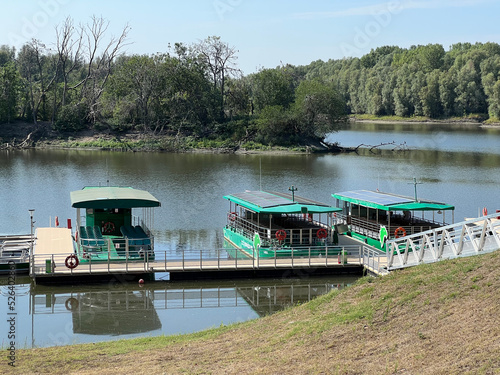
5, 252, 500, 374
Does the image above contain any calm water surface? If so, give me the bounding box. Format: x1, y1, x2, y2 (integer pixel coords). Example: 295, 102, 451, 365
1, 122, 500, 347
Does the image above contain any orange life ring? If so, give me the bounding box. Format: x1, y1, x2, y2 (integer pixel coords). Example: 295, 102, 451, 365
317, 228, 328, 239
228, 212, 238, 222
394, 227, 407, 239
276, 229, 287, 241
65, 254, 79, 269
102, 221, 115, 234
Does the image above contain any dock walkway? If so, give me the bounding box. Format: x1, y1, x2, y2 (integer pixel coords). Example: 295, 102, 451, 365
30, 214, 500, 283
30, 228, 384, 282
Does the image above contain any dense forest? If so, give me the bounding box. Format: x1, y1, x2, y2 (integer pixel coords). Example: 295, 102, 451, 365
2, 16, 500, 148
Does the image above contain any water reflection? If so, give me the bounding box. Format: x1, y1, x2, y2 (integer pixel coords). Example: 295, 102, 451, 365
12, 276, 358, 348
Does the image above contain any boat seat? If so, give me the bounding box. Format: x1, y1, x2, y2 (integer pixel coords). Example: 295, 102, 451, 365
120, 225, 143, 246
92, 226, 106, 247
133, 226, 151, 246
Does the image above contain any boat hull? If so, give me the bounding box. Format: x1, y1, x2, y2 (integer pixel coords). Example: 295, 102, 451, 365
0, 262, 29, 274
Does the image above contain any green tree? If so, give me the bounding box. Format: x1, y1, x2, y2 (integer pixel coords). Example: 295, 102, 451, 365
455, 60, 486, 115
420, 69, 442, 118
250, 67, 295, 113
292, 79, 345, 139
0, 62, 20, 122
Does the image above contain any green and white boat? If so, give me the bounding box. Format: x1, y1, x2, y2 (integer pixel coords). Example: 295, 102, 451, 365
70, 186, 161, 262
332, 190, 455, 251
223, 190, 342, 258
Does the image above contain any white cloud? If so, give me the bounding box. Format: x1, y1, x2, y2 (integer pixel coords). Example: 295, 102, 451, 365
293, 0, 491, 20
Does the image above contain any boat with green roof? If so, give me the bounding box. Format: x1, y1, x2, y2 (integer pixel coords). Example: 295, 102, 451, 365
70, 186, 161, 263
331, 189, 455, 251
223, 190, 343, 258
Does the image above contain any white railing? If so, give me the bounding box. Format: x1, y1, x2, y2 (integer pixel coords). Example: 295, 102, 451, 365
386, 213, 500, 270
30, 245, 365, 277
362, 246, 389, 275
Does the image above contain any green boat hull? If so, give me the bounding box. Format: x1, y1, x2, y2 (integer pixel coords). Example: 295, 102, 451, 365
224, 226, 341, 258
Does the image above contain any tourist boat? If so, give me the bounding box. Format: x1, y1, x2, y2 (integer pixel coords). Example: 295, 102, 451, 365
331, 190, 455, 250
223, 190, 342, 258
70, 186, 161, 263
0, 235, 32, 274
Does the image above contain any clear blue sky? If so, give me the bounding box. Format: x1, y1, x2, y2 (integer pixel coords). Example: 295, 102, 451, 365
1, 0, 499, 75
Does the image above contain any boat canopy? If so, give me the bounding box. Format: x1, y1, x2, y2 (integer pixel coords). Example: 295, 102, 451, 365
70, 187, 161, 209
332, 190, 454, 212
224, 190, 341, 214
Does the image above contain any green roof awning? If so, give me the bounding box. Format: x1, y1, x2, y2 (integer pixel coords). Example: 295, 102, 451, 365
332, 190, 454, 212
70, 187, 161, 209
224, 191, 341, 214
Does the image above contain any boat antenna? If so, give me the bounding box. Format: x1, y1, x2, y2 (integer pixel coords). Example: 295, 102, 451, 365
288, 185, 298, 202
259, 158, 262, 191
408, 177, 423, 201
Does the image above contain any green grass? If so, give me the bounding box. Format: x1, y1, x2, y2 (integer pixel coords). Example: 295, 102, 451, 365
7, 251, 500, 374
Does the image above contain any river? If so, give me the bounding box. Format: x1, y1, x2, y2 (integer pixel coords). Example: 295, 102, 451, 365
1, 121, 499, 348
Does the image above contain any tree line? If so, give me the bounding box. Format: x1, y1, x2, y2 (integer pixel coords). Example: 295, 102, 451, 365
301, 42, 500, 120
1, 17, 500, 147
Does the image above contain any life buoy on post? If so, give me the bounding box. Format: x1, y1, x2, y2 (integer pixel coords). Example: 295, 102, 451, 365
276, 229, 287, 241
102, 221, 115, 234
65, 254, 79, 269
316, 228, 328, 239
394, 227, 407, 239
228, 212, 238, 222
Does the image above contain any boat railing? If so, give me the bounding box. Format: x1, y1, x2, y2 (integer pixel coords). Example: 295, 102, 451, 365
76, 231, 154, 260
227, 215, 332, 246
336, 214, 446, 240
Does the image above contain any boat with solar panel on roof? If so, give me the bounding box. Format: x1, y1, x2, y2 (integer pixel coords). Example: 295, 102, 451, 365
331, 189, 455, 251
223, 189, 343, 258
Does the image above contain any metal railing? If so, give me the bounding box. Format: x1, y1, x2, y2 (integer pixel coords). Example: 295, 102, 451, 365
336, 213, 445, 240
362, 246, 389, 275
30, 245, 365, 278
227, 215, 332, 247
386, 213, 500, 270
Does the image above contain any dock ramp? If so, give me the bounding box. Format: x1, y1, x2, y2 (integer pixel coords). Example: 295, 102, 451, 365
386, 213, 500, 270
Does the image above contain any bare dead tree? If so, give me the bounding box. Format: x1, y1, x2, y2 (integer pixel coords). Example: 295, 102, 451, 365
67, 15, 131, 124
54, 17, 84, 110
192, 36, 241, 118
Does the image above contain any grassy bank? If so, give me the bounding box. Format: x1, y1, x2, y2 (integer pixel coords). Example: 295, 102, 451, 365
5, 251, 500, 374
350, 113, 496, 124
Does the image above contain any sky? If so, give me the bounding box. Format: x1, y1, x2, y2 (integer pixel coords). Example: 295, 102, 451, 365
1, 0, 499, 75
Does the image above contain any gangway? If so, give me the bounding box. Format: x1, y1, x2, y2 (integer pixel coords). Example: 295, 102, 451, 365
386, 212, 500, 270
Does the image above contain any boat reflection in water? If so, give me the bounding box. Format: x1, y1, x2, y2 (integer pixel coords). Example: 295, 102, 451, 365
26, 276, 358, 347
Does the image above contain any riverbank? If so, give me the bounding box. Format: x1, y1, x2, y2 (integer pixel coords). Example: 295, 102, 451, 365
1, 116, 499, 154
5, 251, 500, 374
350, 114, 500, 126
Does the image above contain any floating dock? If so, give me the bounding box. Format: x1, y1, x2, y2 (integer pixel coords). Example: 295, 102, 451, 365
29, 213, 500, 284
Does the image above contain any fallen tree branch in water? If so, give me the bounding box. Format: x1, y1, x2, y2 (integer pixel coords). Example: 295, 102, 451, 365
354, 141, 410, 153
